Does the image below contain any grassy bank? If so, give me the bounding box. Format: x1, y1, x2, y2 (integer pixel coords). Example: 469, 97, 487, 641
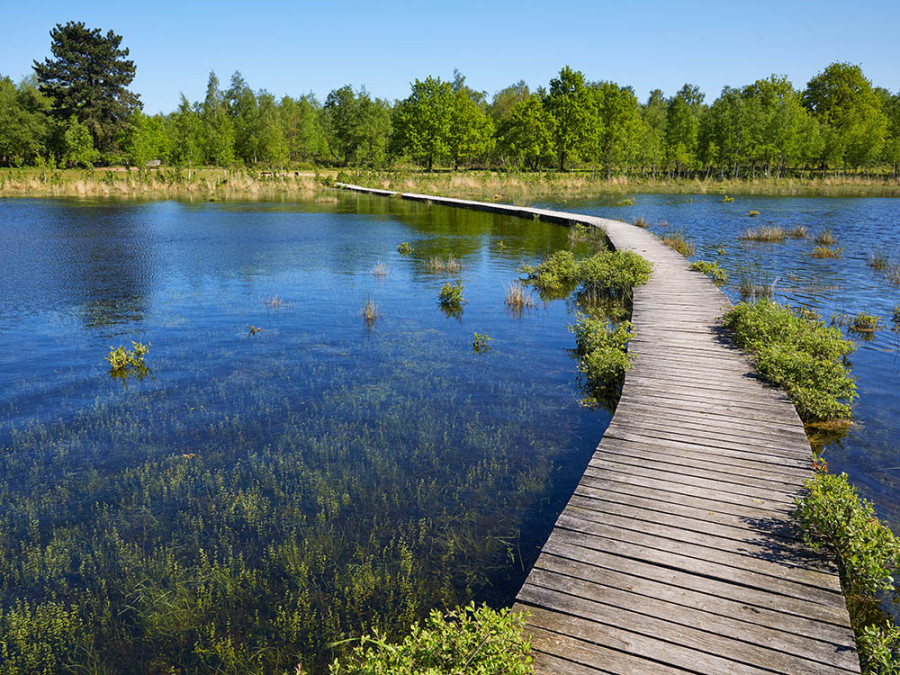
0, 167, 325, 201
344, 169, 900, 203
3, 167, 899, 202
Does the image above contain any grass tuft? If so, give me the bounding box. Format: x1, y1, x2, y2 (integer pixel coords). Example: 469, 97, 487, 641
815, 229, 837, 246
742, 226, 786, 242
504, 281, 538, 314
811, 246, 843, 259
661, 231, 695, 257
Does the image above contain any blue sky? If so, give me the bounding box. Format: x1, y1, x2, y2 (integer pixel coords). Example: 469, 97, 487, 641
2, 0, 898, 114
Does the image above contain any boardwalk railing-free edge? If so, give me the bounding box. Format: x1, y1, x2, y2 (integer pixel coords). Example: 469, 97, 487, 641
335, 183, 859, 674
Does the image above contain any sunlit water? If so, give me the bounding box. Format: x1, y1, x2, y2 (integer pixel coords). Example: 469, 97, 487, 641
548, 194, 900, 530
0, 195, 605, 670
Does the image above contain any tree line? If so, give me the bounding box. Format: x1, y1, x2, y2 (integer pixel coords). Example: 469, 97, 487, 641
2, 21, 899, 178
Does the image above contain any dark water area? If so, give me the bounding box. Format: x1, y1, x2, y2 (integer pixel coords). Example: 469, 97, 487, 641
547, 194, 900, 531
0, 195, 605, 670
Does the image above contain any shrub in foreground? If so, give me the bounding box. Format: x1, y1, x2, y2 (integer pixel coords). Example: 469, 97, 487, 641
722, 299, 857, 422
326, 603, 533, 675
796, 472, 900, 673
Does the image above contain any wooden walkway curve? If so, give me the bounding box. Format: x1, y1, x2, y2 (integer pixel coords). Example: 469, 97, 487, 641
336, 184, 859, 674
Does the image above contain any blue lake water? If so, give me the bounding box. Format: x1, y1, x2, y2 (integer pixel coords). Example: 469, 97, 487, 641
0, 195, 605, 671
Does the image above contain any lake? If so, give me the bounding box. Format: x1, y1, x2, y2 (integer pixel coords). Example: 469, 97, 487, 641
0, 194, 605, 671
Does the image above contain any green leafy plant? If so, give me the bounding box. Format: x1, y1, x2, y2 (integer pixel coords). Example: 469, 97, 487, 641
859, 624, 900, 675
690, 260, 728, 284
722, 299, 857, 422
438, 281, 466, 309
831, 311, 882, 334
747, 209, 760, 217
812, 245, 843, 259
106, 341, 150, 372
570, 314, 635, 408
397, 242, 413, 254
472, 333, 493, 353
326, 603, 533, 674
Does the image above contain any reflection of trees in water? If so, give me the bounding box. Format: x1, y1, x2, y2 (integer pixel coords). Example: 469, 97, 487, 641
59, 207, 153, 328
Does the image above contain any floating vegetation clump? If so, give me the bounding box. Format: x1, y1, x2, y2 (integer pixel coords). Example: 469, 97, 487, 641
833, 311, 882, 334
661, 230, 695, 257
723, 299, 857, 422
812, 245, 843, 259
721, 195, 734, 202
690, 260, 728, 284
614, 198, 635, 207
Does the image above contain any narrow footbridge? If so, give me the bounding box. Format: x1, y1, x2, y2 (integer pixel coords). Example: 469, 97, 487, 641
337, 184, 859, 674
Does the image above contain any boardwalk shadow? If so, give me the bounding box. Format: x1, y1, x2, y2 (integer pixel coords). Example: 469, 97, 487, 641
738, 513, 837, 574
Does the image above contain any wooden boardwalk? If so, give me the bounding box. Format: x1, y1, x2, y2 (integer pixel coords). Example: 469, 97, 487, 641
336, 185, 859, 674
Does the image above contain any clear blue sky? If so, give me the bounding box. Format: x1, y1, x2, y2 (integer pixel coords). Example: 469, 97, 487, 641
2, 0, 898, 114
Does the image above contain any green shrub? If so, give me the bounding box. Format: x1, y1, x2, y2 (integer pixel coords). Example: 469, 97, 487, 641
438, 281, 466, 309
796, 472, 900, 599
472, 333, 493, 353
812, 245, 843, 259
860, 624, 900, 675
106, 341, 150, 373
689, 260, 728, 283
397, 242, 413, 254
522, 250, 579, 292
576, 250, 653, 299
570, 314, 635, 405
326, 603, 533, 674
722, 300, 857, 422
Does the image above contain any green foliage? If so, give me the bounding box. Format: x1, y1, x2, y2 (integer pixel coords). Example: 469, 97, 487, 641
811, 245, 843, 259
544, 66, 592, 171
859, 624, 900, 675
747, 210, 760, 217
522, 250, 579, 292
391, 77, 454, 171
106, 341, 150, 377
438, 281, 465, 309
661, 230, 695, 257
576, 250, 652, 298
33, 21, 140, 156
570, 314, 635, 407
689, 260, 728, 283
327, 603, 532, 674
397, 241, 413, 254
472, 333, 493, 354
831, 311, 882, 334
723, 299, 857, 421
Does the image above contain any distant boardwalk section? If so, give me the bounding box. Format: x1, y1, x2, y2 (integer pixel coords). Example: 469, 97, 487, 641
336, 183, 859, 674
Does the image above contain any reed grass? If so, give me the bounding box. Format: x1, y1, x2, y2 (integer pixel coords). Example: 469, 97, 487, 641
426, 256, 462, 273
888, 264, 900, 285
815, 229, 837, 246
632, 216, 649, 228
361, 297, 380, 324
661, 231, 695, 257
371, 261, 388, 277
739, 276, 774, 300
504, 281, 538, 314
742, 226, 786, 242
787, 225, 809, 239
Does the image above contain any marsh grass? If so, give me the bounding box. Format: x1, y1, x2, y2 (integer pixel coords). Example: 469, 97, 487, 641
263, 295, 292, 311
867, 249, 890, 270
632, 216, 649, 228
787, 225, 809, 239
661, 231, 695, 257
811, 246, 843, 259
739, 276, 775, 301
815, 229, 838, 246
361, 297, 381, 324
742, 226, 786, 242
426, 256, 462, 273
504, 282, 538, 315
885, 263, 900, 285
371, 261, 388, 277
